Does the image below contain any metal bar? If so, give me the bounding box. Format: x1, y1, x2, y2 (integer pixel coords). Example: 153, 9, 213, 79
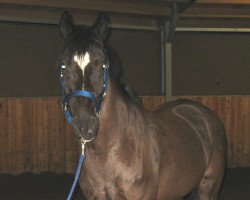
176, 27, 250, 33
0, 17, 162, 31
197, 0, 250, 5
2, 15, 250, 33
160, 29, 166, 95
165, 43, 172, 101
0, 0, 172, 16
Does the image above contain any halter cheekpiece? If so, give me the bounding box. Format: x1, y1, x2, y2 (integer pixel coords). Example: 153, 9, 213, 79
60, 62, 109, 124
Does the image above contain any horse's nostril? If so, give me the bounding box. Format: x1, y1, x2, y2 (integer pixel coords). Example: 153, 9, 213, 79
88, 123, 92, 132
79, 123, 85, 132
90, 116, 97, 124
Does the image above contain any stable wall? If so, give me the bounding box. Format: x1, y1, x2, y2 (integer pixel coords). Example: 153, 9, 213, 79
0, 96, 250, 174
1, 19, 250, 174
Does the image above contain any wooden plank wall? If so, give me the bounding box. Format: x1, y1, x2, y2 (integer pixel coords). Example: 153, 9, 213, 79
0, 96, 249, 174
0, 98, 80, 174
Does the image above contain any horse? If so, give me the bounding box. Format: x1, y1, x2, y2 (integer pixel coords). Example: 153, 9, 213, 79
58, 12, 225, 200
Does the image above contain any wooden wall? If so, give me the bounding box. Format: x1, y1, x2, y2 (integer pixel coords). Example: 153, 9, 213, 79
0, 96, 249, 174
0, 98, 79, 174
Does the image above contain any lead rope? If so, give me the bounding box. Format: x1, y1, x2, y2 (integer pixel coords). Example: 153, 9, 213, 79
66, 141, 87, 200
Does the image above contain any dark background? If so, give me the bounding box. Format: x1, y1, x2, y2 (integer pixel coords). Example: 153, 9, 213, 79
173, 32, 250, 95
0, 22, 249, 96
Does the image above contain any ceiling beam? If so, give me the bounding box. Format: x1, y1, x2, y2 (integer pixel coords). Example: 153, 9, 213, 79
0, 0, 173, 30
0, 0, 172, 16
0, 5, 163, 30
2, 0, 248, 29
182, 4, 250, 19
197, 0, 250, 5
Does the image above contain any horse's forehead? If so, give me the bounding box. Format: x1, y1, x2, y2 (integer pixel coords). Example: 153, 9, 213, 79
73, 52, 90, 76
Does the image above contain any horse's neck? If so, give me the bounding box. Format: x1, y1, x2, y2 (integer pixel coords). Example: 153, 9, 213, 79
90, 77, 146, 152
99, 77, 129, 134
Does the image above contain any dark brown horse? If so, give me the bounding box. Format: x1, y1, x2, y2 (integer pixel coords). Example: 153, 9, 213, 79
58, 12, 225, 200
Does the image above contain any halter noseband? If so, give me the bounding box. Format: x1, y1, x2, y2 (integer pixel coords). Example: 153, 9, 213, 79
60, 62, 109, 124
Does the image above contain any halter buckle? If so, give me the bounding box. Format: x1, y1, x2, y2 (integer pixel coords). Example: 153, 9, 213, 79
62, 103, 68, 111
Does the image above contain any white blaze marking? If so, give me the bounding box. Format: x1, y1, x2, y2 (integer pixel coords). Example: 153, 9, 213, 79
73, 52, 90, 77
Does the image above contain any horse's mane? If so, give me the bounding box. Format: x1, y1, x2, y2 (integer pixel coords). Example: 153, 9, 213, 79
106, 46, 142, 106
106, 46, 123, 80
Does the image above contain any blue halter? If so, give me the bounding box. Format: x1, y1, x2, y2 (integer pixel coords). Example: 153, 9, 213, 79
60, 61, 109, 200
60, 62, 109, 124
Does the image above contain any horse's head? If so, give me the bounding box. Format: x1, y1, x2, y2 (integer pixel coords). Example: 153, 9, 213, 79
58, 12, 109, 141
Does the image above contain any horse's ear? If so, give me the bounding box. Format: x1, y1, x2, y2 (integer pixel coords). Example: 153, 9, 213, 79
59, 11, 74, 39
92, 12, 109, 43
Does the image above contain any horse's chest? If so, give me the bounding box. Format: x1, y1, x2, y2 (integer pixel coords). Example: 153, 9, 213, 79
80, 160, 154, 199
81, 174, 120, 199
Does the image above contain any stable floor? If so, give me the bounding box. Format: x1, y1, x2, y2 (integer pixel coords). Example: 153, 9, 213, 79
0, 168, 249, 200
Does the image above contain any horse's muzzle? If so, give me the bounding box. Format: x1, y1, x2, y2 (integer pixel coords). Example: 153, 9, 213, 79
72, 115, 99, 140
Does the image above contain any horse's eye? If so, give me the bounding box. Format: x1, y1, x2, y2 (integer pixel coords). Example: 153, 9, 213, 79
61, 64, 66, 69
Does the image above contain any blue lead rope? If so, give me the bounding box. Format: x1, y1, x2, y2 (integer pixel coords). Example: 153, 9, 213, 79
66, 154, 86, 200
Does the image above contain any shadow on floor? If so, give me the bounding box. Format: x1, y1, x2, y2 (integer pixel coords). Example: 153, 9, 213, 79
0, 168, 249, 200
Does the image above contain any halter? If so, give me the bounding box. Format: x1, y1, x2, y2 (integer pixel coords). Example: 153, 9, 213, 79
60, 62, 109, 124
60, 61, 109, 200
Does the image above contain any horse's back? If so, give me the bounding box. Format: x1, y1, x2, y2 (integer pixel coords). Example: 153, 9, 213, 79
156, 99, 224, 136
154, 99, 224, 136
155, 98, 215, 116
